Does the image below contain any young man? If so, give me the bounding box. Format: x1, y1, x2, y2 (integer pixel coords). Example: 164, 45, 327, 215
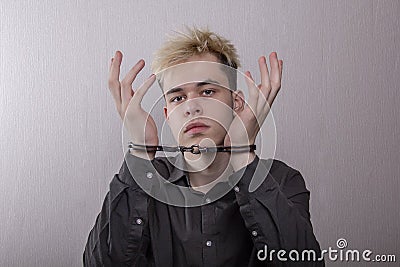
84, 27, 324, 266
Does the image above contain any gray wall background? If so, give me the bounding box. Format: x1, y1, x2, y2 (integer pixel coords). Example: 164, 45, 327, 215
1, 1, 399, 266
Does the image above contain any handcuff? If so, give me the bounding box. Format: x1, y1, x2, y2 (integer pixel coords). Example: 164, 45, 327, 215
128, 142, 256, 154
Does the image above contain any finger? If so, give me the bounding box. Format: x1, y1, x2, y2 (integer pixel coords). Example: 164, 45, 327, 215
121, 59, 145, 88
108, 51, 122, 107
269, 52, 280, 87
121, 59, 145, 110
109, 57, 114, 73
267, 53, 282, 105
256, 54, 281, 120
276, 59, 283, 97
244, 71, 258, 115
130, 74, 156, 107
109, 51, 122, 85
258, 56, 272, 103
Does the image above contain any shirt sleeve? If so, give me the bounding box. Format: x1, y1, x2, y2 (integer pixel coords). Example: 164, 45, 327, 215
232, 155, 325, 266
83, 152, 157, 267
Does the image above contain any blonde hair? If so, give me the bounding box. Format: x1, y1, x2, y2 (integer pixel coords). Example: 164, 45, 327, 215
151, 26, 241, 74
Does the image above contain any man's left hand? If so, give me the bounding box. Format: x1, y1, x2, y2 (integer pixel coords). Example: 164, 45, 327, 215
224, 52, 283, 148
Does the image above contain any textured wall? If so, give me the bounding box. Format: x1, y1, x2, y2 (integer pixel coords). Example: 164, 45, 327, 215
0, 1, 399, 266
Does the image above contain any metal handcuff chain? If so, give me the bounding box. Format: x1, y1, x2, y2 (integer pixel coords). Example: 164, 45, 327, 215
128, 142, 256, 154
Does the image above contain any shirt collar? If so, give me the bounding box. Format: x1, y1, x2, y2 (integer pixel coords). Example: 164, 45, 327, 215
165, 152, 240, 188
166, 152, 188, 183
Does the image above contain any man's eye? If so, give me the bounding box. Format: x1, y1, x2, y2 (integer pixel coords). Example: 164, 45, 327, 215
170, 96, 184, 103
202, 89, 215, 96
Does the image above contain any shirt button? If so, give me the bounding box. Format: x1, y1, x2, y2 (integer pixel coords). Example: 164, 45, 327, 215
135, 218, 143, 225
234, 186, 240, 192
251, 230, 258, 237
206, 240, 212, 247
205, 198, 211, 204
146, 172, 153, 179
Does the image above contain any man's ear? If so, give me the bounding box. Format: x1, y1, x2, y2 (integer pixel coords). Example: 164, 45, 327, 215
163, 106, 168, 120
232, 90, 245, 113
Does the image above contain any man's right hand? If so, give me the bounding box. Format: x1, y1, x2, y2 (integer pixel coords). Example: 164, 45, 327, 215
108, 50, 158, 159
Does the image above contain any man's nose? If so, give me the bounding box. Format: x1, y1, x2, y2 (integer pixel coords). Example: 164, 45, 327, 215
183, 98, 203, 116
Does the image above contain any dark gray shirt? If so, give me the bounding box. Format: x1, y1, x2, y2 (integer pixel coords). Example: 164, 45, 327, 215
153, 170, 255, 266
84, 152, 325, 266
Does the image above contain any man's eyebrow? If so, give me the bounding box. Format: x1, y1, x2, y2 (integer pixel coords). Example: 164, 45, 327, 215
164, 79, 221, 96
164, 87, 183, 96
196, 79, 221, 87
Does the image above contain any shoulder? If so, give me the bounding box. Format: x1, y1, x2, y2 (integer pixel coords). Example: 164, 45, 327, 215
260, 157, 307, 190
264, 158, 301, 180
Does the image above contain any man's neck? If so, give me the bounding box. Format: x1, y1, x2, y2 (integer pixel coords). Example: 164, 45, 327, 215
183, 151, 233, 193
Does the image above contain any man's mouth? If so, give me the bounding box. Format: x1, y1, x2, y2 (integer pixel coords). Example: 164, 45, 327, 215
184, 121, 210, 135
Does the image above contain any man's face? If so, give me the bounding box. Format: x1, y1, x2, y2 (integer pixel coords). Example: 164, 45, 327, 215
161, 53, 237, 147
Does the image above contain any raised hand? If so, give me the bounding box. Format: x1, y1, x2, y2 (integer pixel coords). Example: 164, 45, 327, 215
108, 51, 157, 158
225, 52, 283, 170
